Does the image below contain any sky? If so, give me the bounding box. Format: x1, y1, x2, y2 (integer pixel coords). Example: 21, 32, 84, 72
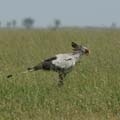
0, 0, 120, 27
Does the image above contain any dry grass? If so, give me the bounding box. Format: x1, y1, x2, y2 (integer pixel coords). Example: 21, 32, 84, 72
0, 28, 120, 120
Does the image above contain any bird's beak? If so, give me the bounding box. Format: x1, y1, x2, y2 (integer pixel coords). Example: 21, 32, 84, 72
85, 48, 89, 55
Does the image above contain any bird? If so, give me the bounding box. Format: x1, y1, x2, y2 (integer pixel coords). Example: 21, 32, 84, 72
7, 42, 89, 86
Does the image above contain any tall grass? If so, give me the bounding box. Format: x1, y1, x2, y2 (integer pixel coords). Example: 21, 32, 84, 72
0, 29, 120, 120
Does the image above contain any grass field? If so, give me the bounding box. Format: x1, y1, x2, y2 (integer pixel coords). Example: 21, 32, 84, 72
0, 28, 120, 120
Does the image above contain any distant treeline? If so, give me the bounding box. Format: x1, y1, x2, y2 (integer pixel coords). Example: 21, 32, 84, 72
0, 18, 61, 29
0, 18, 118, 29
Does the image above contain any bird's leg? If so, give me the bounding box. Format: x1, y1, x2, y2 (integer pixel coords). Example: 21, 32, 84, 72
58, 73, 64, 86
58, 73, 66, 86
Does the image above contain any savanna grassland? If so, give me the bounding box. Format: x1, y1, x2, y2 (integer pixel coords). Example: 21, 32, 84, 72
0, 28, 120, 120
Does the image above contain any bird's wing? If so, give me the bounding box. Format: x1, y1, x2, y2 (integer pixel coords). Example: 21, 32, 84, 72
44, 56, 57, 62
52, 54, 75, 68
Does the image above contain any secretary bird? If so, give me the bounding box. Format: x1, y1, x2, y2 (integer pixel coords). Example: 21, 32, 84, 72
7, 42, 89, 86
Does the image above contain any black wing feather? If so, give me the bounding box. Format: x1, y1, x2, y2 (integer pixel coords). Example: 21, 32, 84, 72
44, 56, 57, 62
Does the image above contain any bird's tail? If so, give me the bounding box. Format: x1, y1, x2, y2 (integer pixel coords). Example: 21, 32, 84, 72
7, 70, 29, 78
7, 69, 31, 78
27, 64, 42, 71
7, 64, 42, 78
27, 67, 35, 71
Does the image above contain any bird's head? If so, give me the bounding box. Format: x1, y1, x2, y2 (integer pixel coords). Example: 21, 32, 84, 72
71, 42, 89, 55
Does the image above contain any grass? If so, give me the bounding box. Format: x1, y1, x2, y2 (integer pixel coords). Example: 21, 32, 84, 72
0, 28, 120, 120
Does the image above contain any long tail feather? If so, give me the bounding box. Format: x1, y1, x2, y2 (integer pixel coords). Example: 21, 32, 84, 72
28, 64, 42, 71
6, 68, 35, 79
7, 74, 13, 78
27, 67, 35, 71
7, 70, 29, 78
7, 64, 42, 78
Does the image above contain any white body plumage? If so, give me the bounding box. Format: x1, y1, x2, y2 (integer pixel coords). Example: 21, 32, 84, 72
52, 53, 81, 69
